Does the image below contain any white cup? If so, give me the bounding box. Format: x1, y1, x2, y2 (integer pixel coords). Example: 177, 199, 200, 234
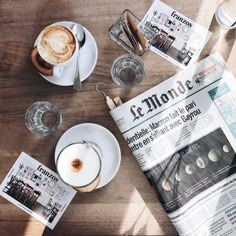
215, 0, 236, 29
34, 24, 79, 77
56, 141, 102, 192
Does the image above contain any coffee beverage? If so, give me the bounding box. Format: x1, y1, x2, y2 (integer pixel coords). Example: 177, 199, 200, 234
56, 142, 101, 191
37, 25, 76, 64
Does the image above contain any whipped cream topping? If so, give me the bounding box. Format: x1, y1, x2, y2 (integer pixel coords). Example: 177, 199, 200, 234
37, 25, 76, 64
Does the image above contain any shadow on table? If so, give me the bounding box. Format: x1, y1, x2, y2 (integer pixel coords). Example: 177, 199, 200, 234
200, 14, 235, 62
41, 187, 177, 236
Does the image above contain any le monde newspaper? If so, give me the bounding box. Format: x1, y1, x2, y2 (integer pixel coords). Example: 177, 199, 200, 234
110, 52, 236, 236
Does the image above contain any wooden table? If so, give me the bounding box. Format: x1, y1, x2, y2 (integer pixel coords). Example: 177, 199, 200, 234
0, 0, 235, 235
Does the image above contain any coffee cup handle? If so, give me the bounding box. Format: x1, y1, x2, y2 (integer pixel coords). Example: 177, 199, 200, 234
31, 47, 53, 76
53, 65, 64, 78
31, 47, 64, 78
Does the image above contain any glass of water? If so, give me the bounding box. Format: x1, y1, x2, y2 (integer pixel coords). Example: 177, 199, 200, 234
25, 101, 62, 136
215, 0, 236, 29
111, 54, 145, 88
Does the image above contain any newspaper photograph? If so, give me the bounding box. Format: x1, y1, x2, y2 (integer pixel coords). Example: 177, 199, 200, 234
0, 152, 76, 229
110, 52, 236, 236
142, 0, 212, 69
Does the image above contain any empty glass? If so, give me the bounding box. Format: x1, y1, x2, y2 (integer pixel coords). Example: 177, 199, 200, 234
25, 101, 62, 136
215, 0, 236, 29
111, 54, 145, 88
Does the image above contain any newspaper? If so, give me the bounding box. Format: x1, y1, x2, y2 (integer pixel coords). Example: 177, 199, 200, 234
110, 52, 236, 236
142, 0, 212, 69
0, 152, 76, 229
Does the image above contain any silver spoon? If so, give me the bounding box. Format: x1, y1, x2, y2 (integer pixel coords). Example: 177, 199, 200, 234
71, 24, 86, 91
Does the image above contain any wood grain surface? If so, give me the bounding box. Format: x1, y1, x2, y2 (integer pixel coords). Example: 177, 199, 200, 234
0, 0, 235, 235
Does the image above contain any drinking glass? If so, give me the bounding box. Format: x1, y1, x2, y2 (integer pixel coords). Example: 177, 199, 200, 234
215, 0, 236, 29
25, 101, 62, 136
111, 54, 145, 88
56, 141, 102, 192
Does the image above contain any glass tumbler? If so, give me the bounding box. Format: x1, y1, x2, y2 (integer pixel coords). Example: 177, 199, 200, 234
25, 101, 62, 136
111, 54, 145, 88
215, 0, 236, 29
56, 141, 102, 192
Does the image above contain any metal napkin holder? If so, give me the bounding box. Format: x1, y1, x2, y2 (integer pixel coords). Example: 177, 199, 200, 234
109, 9, 157, 56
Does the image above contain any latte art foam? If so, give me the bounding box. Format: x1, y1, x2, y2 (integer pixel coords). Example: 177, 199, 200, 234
37, 25, 76, 64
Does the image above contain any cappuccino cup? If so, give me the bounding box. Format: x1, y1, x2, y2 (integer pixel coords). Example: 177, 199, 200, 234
32, 24, 78, 77
56, 141, 102, 192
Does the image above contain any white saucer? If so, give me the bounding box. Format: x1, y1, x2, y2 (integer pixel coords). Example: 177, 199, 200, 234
34, 21, 98, 86
54, 123, 121, 189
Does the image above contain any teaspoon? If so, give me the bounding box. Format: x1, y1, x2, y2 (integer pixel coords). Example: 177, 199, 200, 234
72, 24, 86, 91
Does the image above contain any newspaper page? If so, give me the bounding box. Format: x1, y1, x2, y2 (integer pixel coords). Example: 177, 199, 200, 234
0, 152, 76, 229
142, 0, 212, 69
110, 52, 236, 236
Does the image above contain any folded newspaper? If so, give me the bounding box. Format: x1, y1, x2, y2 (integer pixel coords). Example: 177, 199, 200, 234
110, 52, 236, 236
142, 0, 212, 69
0, 152, 76, 229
